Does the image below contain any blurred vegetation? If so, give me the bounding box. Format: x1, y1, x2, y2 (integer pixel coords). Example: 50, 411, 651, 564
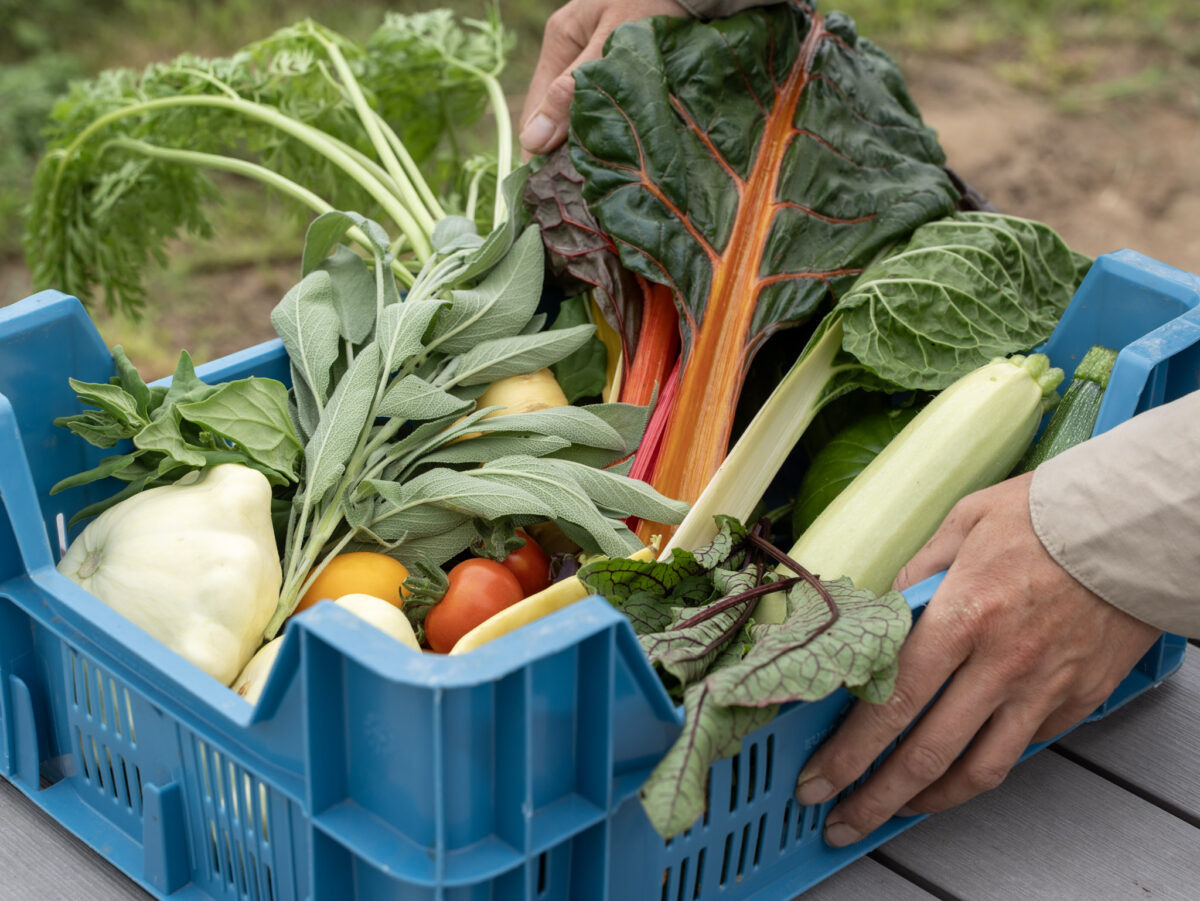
1, 0, 1197, 372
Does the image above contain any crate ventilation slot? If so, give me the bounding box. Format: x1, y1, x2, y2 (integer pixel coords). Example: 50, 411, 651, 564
67, 649, 143, 814
192, 737, 277, 901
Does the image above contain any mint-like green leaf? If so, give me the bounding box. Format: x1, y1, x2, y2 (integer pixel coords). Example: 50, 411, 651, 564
52, 409, 139, 448
707, 578, 911, 707
50, 452, 141, 494
132, 407, 207, 468
112, 346, 152, 416
548, 295, 607, 403
65, 378, 145, 432
639, 682, 778, 838
178, 377, 302, 480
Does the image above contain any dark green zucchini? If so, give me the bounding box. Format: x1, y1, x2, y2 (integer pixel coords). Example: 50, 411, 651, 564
1016, 344, 1118, 472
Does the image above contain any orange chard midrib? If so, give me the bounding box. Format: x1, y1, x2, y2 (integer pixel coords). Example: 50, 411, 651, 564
646, 15, 826, 530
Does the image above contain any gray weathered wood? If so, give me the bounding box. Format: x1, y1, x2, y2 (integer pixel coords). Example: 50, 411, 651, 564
0, 777, 151, 900
875, 751, 1200, 900
796, 857, 938, 900
1055, 652, 1200, 821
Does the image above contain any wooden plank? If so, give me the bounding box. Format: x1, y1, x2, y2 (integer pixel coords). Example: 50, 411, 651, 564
797, 857, 938, 900
0, 777, 151, 900
874, 751, 1200, 900
1055, 652, 1200, 821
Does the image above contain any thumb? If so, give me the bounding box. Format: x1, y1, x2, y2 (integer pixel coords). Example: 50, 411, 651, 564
893, 503, 976, 591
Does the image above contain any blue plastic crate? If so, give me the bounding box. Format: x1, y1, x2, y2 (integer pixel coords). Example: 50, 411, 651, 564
0, 249, 1197, 900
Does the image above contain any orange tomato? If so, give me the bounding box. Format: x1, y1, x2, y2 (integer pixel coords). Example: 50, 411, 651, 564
297, 552, 411, 613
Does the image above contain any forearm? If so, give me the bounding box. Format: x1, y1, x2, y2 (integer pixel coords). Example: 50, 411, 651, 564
1030, 390, 1200, 637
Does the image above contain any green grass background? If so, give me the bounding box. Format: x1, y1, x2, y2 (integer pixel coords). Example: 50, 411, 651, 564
1, 0, 1197, 370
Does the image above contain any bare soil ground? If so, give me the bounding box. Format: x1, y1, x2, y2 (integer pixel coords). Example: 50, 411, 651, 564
3, 54, 1197, 380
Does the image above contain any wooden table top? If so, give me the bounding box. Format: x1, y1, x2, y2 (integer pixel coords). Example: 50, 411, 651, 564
5, 651, 1198, 900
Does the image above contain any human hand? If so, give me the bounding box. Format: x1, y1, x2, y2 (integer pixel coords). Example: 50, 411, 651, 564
519, 0, 690, 156
793, 471, 1162, 847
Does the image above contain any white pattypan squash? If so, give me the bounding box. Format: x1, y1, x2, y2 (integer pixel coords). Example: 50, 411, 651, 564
232, 593, 420, 704
57, 463, 281, 686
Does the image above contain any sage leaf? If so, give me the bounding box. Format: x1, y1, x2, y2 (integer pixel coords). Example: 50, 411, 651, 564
466, 406, 625, 450
707, 578, 911, 708
363, 469, 553, 539
271, 270, 341, 408
445, 324, 596, 388
303, 341, 381, 506
289, 364, 322, 439
457, 164, 532, 283
376, 298, 445, 375
431, 215, 482, 254
430, 225, 545, 355
302, 210, 390, 276
378, 374, 472, 421
317, 245, 377, 345
420, 434, 572, 465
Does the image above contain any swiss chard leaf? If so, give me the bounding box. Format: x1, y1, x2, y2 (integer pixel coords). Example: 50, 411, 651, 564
548, 295, 608, 403
524, 146, 641, 356
568, 5, 959, 506
638, 682, 778, 839
707, 577, 911, 708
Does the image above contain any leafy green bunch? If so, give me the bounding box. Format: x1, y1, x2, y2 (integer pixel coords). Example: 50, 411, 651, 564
51, 348, 300, 525
580, 516, 911, 838
264, 198, 688, 636
24, 8, 513, 316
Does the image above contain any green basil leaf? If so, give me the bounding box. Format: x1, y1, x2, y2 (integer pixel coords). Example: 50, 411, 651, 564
50, 452, 141, 494
178, 377, 302, 480
112, 346, 151, 417
132, 408, 207, 469
65, 378, 145, 431
52, 409, 139, 448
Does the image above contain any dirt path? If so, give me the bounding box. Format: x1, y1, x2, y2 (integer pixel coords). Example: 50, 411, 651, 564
906, 57, 1200, 271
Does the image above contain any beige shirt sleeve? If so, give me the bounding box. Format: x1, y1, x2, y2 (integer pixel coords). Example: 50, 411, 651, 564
1029, 390, 1200, 637
675, 0, 784, 19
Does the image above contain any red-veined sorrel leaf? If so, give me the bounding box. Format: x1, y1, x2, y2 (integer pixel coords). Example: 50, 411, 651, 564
568, 4, 959, 515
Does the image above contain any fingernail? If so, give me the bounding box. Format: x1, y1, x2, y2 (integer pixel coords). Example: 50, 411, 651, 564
519, 113, 555, 152
823, 821, 862, 848
896, 805, 920, 818
795, 775, 835, 806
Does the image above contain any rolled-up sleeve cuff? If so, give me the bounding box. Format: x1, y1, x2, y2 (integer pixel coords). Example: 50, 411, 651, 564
1029, 391, 1200, 638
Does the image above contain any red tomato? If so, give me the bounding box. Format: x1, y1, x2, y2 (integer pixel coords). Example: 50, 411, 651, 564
501, 529, 552, 596
424, 558, 524, 653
